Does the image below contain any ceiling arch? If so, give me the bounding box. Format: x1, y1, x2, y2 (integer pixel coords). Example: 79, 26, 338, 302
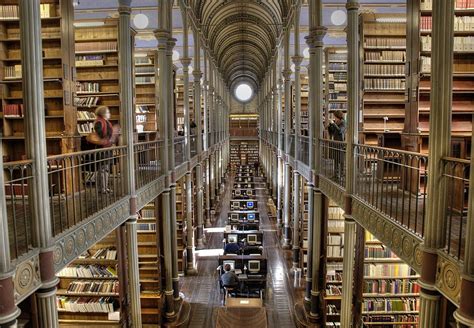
188, 0, 293, 88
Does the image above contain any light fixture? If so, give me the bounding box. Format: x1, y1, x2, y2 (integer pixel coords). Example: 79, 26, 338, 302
172, 50, 180, 62
133, 13, 149, 29
331, 10, 347, 26
303, 47, 310, 59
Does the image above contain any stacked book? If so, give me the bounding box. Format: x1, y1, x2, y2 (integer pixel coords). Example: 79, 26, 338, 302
58, 265, 117, 278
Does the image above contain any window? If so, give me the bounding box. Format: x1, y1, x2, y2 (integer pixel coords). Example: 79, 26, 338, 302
234, 83, 253, 102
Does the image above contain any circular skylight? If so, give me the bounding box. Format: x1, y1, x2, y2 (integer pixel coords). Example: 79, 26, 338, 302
234, 83, 253, 102
133, 13, 149, 29
331, 10, 347, 26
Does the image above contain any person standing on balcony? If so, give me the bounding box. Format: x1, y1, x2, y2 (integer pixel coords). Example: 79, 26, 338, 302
328, 110, 346, 182
328, 110, 346, 141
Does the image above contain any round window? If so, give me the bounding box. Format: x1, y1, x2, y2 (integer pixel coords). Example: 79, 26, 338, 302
234, 83, 254, 102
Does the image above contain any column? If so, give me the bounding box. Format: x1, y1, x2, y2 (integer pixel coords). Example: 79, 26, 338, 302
205, 158, 212, 227
340, 216, 356, 327
20, 0, 58, 326
292, 172, 301, 269
185, 172, 197, 273
420, 0, 454, 326
276, 76, 284, 226
156, 0, 175, 319
118, 1, 142, 325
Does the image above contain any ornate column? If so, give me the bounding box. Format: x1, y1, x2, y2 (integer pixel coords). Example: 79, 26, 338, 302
292, 172, 301, 269
276, 76, 284, 227
340, 0, 360, 325
420, 0, 454, 326
282, 23, 292, 248
156, 0, 175, 319
118, 1, 142, 325
20, 1, 58, 326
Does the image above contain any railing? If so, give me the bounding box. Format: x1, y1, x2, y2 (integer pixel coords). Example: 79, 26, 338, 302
320, 139, 347, 188
47, 146, 128, 237
442, 157, 470, 261
190, 135, 197, 157
298, 136, 310, 165
3, 160, 34, 260
134, 140, 163, 190
354, 144, 428, 237
174, 136, 186, 166
288, 134, 296, 156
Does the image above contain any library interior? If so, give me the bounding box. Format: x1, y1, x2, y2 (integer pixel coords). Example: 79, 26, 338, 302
0, 0, 473, 327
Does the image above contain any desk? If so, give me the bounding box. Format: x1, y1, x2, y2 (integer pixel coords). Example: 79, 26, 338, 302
226, 298, 263, 308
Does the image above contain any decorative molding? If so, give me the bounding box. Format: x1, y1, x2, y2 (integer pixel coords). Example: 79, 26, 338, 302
436, 252, 461, 306
351, 197, 423, 273
53, 197, 130, 272
296, 161, 312, 183
175, 162, 189, 181
190, 155, 199, 168
137, 176, 166, 210
13, 252, 41, 304
319, 176, 345, 208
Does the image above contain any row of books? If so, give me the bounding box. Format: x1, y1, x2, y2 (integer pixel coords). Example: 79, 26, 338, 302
76, 42, 117, 53
80, 247, 118, 260
325, 323, 341, 328
328, 63, 347, 71
328, 92, 347, 101
364, 38, 405, 49
364, 279, 420, 295
3, 104, 23, 117
364, 23, 405, 36
65, 281, 119, 295
362, 298, 419, 313
4, 65, 22, 79
421, 35, 474, 52
365, 51, 406, 62
137, 222, 157, 231
328, 234, 344, 245
77, 111, 97, 120
76, 55, 105, 67
327, 304, 340, 315
77, 82, 100, 93
365, 246, 399, 259
136, 76, 155, 84
78, 122, 94, 134
330, 83, 347, 91
421, 0, 474, 10
76, 28, 117, 41
364, 263, 413, 277
326, 284, 342, 296
421, 56, 474, 73
136, 66, 155, 74
364, 78, 406, 91
2, 26, 60, 39
75, 96, 100, 108
136, 105, 152, 113
328, 103, 347, 111
0, 4, 57, 19
362, 315, 418, 324
422, 16, 474, 32
328, 245, 343, 258
135, 56, 153, 65
58, 265, 117, 278
364, 64, 405, 76
57, 296, 118, 313
136, 114, 147, 123
328, 207, 344, 220
326, 270, 343, 283
329, 72, 347, 81
328, 219, 344, 233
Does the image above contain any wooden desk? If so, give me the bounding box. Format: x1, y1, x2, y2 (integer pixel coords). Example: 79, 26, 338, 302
226, 298, 263, 308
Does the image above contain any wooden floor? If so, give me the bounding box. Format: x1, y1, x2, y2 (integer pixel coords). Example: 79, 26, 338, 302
180, 172, 303, 327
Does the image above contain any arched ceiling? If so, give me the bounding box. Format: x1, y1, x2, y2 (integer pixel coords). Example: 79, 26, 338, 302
189, 0, 293, 88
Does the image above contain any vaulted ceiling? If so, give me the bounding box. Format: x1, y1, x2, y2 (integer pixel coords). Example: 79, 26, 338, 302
188, 0, 294, 88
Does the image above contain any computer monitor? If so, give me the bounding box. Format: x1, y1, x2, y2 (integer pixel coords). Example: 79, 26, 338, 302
247, 201, 254, 209
230, 213, 239, 221
232, 201, 240, 209
223, 260, 235, 271
228, 234, 238, 243
247, 213, 255, 221
247, 234, 257, 245
248, 260, 260, 273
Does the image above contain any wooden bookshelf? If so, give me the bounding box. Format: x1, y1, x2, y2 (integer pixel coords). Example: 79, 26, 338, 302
134, 51, 158, 140
230, 141, 259, 166
175, 180, 185, 274
324, 47, 348, 131
0, 0, 77, 161
56, 232, 123, 327
137, 202, 163, 326
362, 232, 420, 327
298, 183, 310, 273
324, 203, 345, 327
360, 14, 407, 146
74, 19, 120, 145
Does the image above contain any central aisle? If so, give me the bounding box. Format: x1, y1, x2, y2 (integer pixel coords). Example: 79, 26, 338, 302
180, 171, 300, 327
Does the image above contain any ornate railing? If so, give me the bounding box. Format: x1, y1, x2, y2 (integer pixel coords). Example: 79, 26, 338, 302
174, 136, 186, 166
442, 157, 470, 261
298, 136, 310, 165
190, 135, 197, 157
3, 160, 34, 260
134, 140, 163, 190
320, 139, 347, 188
354, 144, 428, 237
47, 146, 128, 237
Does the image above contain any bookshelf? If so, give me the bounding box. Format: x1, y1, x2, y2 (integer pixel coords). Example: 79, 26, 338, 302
75, 19, 120, 140
324, 203, 345, 327
360, 14, 407, 145
175, 180, 185, 274
299, 183, 310, 273
362, 232, 420, 327
0, 0, 77, 161
291, 73, 309, 136
230, 141, 259, 166
56, 232, 122, 327
134, 51, 158, 140
324, 47, 348, 129
418, 0, 474, 156
137, 202, 163, 326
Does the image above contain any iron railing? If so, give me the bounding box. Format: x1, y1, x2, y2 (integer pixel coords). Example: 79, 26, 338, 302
47, 146, 128, 236
174, 136, 186, 165
3, 160, 34, 260
190, 135, 197, 157
134, 140, 163, 190
354, 144, 428, 237
442, 157, 470, 261
298, 136, 310, 165
320, 139, 347, 188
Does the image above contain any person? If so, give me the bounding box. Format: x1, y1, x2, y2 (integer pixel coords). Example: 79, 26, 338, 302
92, 106, 116, 194
327, 110, 346, 181
224, 241, 241, 255
221, 264, 239, 290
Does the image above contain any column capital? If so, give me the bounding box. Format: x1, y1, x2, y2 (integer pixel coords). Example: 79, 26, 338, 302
193, 70, 203, 80
306, 26, 327, 48
292, 55, 304, 66
282, 69, 292, 79
155, 29, 170, 47
180, 57, 192, 67
167, 38, 177, 52
346, 1, 360, 11
118, 0, 132, 7
118, 5, 131, 14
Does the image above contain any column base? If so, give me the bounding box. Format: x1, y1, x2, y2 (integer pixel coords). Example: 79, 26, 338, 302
186, 266, 198, 276
293, 301, 322, 327
454, 309, 474, 327
196, 238, 205, 250
282, 239, 292, 249
163, 298, 191, 327
173, 280, 180, 301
